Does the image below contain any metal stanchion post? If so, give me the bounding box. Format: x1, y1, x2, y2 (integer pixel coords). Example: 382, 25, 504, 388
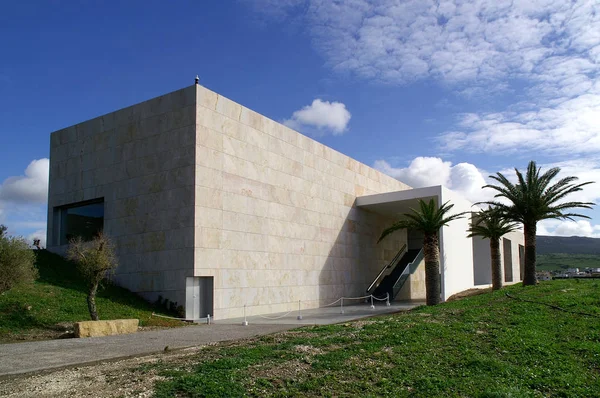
340, 297, 344, 314
207, 314, 211, 324
370, 295, 375, 309
242, 304, 249, 326
297, 300, 303, 320
386, 293, 391, 307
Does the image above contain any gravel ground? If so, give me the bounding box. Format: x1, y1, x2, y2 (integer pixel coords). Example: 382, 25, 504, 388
0, 346, 205, 397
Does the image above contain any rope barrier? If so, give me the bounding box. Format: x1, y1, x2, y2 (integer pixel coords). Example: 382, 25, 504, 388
256, 310, 295, 320
152, 292, 395, 326
241, 292, 393, 325
151, 312, 190, 321
320, 297, 343, 308
372, 294, 390, 301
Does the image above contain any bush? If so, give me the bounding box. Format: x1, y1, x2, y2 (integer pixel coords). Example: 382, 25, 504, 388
0, 235, 38, 294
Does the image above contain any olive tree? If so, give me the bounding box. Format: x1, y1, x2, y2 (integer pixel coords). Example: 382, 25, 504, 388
67, 233, 117, 320
0, 226, 38, 294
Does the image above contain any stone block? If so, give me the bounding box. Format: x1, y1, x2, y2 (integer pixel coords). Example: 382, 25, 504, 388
74, 319, 139, 338
197, 86, 218, 110
216, 95, 242, 120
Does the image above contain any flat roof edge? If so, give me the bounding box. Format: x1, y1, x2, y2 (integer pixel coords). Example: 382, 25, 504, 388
356, 186, 443, 207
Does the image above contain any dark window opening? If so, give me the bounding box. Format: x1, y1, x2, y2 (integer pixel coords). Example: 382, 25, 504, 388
503, 238, 513, 282
57, 199, 104, 245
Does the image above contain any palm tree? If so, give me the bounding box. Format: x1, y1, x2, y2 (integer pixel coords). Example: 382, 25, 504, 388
482, 161, 594, 286
467, 207, 518, 290
378, 199, 466, 306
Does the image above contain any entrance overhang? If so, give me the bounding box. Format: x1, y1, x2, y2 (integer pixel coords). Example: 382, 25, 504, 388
356, 185, 479, 303
356, 186, 443, 216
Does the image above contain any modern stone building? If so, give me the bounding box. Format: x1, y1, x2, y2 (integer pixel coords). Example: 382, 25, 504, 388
47, 83, 524, 320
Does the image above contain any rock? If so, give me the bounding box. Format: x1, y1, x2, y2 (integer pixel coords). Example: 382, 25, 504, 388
74, 319, 139, 338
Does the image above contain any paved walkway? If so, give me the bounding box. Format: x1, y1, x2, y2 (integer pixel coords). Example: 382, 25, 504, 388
0, 301, 419, 378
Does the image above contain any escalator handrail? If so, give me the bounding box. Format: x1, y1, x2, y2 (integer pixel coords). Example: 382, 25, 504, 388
367, 244, 407, 293
392, 248, 424, 293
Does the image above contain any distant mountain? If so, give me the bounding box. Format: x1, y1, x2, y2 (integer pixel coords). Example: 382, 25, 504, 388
536, 236, 600, 255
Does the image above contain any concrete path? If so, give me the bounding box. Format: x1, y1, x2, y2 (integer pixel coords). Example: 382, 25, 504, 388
0, 302, 419, 378
217, 301, 419, 325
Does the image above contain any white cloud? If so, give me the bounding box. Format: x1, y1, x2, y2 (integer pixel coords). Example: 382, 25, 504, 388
374, 156, 492, 203
247, 1, 600, 156
0, 158, 49, 204
0, 159, 49, 241
284, 99, 351, 135
539, 219, 600, 238
27, 229, 47, 248
374, 156, 599, 224
249, 0, 599, 85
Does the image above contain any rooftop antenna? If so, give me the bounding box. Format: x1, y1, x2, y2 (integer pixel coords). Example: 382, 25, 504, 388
195, 75, 199, 85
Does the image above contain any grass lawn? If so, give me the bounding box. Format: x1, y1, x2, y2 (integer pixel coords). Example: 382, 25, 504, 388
147, 280, 600, 397
537, 253, 600, 272
0, 250, 184, 343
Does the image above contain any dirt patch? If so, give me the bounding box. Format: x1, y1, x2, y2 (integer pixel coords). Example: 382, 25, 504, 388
0, 347, 205, 398
351, 319, 376, 329
446, 288, 492, 301
294, 344, 323, 355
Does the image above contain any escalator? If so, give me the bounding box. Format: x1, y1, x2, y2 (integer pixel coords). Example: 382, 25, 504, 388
367, 248, 423, 301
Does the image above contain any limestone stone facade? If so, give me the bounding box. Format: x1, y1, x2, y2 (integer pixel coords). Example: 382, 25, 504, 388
47, 84, 412, 319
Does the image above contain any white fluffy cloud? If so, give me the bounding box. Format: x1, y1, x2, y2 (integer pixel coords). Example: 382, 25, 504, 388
249, 0, 599, 85
27, 229, 47, 248
0, 158, 49, 204
373, 156, 491, 203
539, 220, 600, 238
375, 156, 600, 237
284, 99, 351, 135
0, 159, 49, 242
248, 0, 600, 156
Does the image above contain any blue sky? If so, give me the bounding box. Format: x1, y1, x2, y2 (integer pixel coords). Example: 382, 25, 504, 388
1, 0, 599, 244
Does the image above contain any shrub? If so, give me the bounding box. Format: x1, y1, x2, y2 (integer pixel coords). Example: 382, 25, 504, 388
0, 234, 38, 294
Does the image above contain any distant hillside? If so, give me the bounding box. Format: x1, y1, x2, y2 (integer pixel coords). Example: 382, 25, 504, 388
536, 235, 600, 255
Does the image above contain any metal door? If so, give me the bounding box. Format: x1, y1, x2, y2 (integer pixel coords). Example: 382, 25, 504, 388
186, 277, 214, 319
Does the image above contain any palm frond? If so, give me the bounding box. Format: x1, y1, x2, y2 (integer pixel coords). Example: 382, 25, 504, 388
467, 207, 519, 239
378, 199, 467, 243
481, 160, 595, 225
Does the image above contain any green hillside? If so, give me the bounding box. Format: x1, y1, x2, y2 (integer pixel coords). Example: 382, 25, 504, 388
0, 250, 184, 343
535, 236, 600, 271
536, 235, 600, 255
537, 253, 600, 271
149, 280, 600, 397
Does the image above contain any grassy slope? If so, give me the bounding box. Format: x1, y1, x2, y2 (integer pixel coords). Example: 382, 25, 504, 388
537, 253, 600, 272
151, 280, 600, 398
0, 250, 183, 343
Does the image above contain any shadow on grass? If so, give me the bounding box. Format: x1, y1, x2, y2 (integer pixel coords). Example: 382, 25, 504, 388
34, 250, 176, 317
0, 301, 46, 330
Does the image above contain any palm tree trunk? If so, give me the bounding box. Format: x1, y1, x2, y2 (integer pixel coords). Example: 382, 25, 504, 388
523, 222, 537, 286
87, 282, 99, 321
423, 233, 441, 305
490, 238, 502, 290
